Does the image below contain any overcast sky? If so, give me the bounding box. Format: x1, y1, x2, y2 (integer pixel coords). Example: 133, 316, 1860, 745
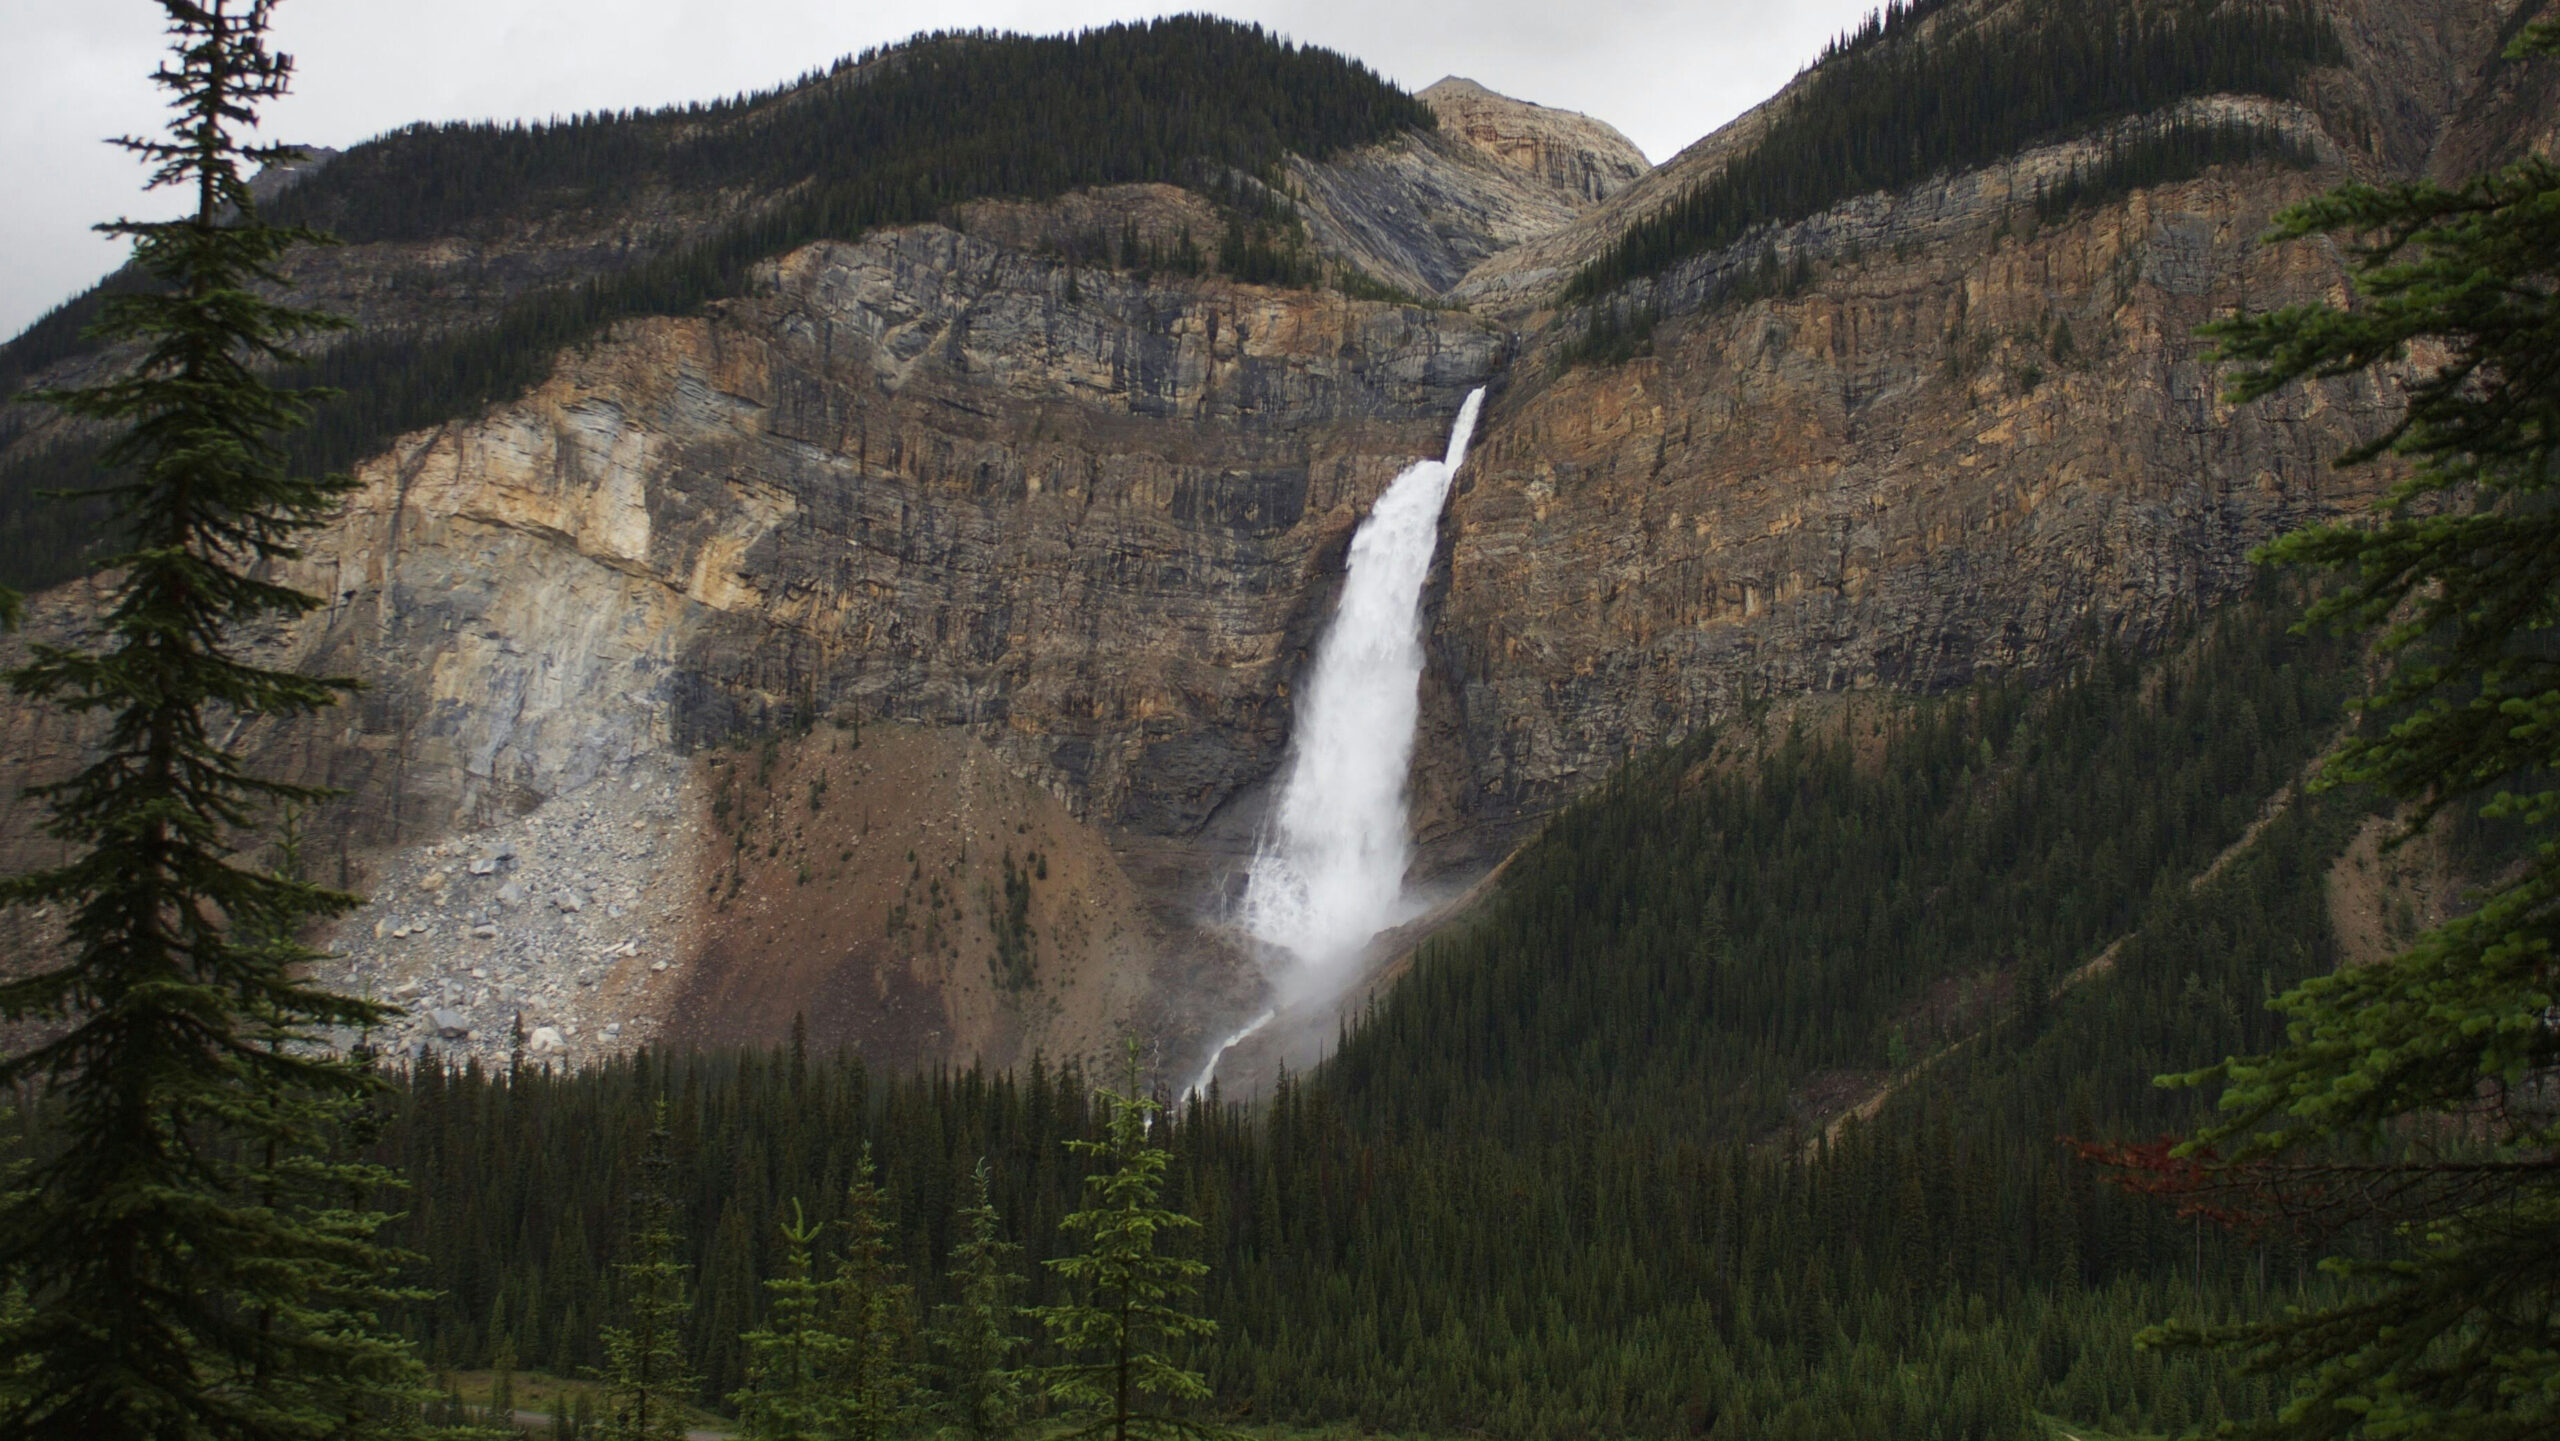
1, 0, 1886, 341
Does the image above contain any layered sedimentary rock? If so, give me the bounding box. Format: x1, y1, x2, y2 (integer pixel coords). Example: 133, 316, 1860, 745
1422, 162, 2397, 851
0, 209, 1506, 1065
1421, 78, 1650, 205
1404, 0, 2538, 853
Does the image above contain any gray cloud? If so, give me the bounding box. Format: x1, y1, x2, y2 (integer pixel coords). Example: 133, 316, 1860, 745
0, 0, 1883, 339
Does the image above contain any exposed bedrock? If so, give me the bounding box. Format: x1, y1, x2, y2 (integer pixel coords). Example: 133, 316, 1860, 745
1414, 169, 2406, 862
239, 228, 1504, 865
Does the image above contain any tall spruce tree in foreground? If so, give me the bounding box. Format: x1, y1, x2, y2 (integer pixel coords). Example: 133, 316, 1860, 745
928, 1159, 1025, 1441
599, 1104, 697, 1441
0, 2, 423, 1437
1034, 1042, 1220, 1441
732, 1200, 833, 1441
2127, 20, 2560, 1439
828, 1145, 921, 1441
730, 1151, 922, 1441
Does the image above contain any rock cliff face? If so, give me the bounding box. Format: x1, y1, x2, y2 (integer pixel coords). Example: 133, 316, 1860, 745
4, 0, 2555, 1072
260, 227, 1498, 847
0, 214, 1507, 1065
1408, 0, 2541, 856
1423, 162, 2393, 850
1419, 79, 1650, 205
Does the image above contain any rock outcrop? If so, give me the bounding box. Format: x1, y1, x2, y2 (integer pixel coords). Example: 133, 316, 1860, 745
1280, 79, 1650, 299
239, 226, 1497, 851
1420, 78, 1650, 206
1423, 160, 2398, 851
1404, 0, 2534, 851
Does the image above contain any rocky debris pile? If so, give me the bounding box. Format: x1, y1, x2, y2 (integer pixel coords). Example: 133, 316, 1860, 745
320, 755, 705, 1067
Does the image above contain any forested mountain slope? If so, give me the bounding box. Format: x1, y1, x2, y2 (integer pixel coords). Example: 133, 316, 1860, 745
0, 19, 1637, 1070
3, 9, 2549, 1435
0, 18, 1444, 595
1454, 0, 2537, 310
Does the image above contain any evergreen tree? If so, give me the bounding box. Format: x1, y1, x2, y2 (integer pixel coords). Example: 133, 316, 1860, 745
487, 1342, 517, 1430
827, 1145, 921, 1441
928, 1159, 1026, 1441
599, 1103, 696, 1441
0, 2, 420, 1437
547, 1389, 593, 1441
732, 1200, 833, 1441
1034, 1042, 1220, 1441
2139, 20, 2560, 1439
328, 588, 2367, 1438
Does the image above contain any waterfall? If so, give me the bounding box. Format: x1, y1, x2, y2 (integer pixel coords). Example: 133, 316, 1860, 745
1235, 385, 1487, 1001
1182, 1008, 1275, 1105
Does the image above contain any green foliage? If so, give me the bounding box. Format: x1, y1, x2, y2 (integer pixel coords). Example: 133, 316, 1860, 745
703, 1141, 924, 1441
1566, 0, 2340, 302
1215, 214, 1319, 290
319, 588, 2403, 1439
929, 1160, 1026, 1441
988, 854, 1036, 992
1330, 597, 2352, 1149
490, 1348, 516, 1422
1556, 297, 1660, 368
0, 4, 423, 1437
827, 1146, 924, 1441
0, 16, 1433, 595
2139, 21, 2560, 1438
600, 1104, 697, 1441
270, 19, 1427, 248
549, 1388, 596, 1441
1034, 1042, 1220, 1441
732, 1201, 832, 1441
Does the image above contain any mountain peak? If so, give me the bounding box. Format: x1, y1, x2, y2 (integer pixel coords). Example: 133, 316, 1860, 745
1419, 76, 1650, 205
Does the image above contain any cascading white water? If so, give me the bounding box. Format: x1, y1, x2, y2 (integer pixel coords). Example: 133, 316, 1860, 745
1182, 1008, 1275, 1104
1236, 385, 1487, 994
1186, 388, 1486, 1101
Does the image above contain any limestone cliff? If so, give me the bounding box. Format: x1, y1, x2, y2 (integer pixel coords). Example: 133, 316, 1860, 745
1409, 0, 2540, 858
0, 213, 1501, 1067
1421, 79, 1650, 206
1425, 161, 2391, 852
